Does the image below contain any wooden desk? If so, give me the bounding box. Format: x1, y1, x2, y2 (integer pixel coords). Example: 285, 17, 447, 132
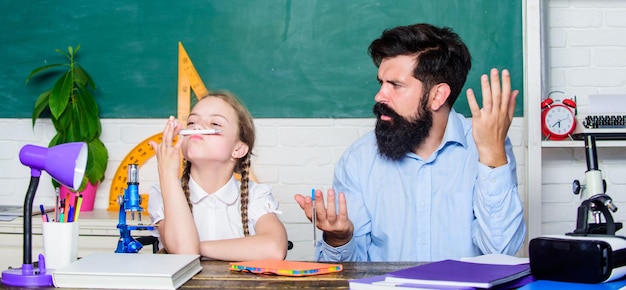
0, 260, 421, 289
185, 260, 420, 289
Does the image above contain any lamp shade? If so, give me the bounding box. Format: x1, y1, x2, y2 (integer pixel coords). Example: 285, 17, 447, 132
19, 142, 88, 191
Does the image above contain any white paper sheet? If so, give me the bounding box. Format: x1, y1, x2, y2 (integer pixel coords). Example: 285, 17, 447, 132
588, 94, 626, 115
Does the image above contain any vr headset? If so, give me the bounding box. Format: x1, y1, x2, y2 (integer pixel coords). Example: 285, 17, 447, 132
529, 194, 626, 283
529, 234, 626, 283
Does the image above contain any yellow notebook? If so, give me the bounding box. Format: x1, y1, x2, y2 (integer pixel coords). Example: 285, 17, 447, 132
230, 260, 343, 276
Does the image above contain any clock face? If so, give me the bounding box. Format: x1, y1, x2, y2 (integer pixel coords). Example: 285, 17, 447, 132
544, 105, 575, 136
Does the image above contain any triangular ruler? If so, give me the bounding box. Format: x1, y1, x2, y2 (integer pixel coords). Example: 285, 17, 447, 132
177, 42, 209, 125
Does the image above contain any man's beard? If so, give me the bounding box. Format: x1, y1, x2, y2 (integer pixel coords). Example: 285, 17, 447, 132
373, 98, 433, 161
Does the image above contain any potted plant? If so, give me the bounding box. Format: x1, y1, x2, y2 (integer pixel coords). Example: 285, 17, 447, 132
26, 45, 108, 210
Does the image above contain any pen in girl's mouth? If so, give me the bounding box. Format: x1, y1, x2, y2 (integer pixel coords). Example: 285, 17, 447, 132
178, 129, 222, 135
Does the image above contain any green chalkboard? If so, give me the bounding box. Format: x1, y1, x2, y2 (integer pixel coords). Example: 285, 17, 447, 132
0, 1, 523, 118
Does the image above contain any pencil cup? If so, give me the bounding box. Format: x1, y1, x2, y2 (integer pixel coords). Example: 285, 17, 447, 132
42, 222, 79, 270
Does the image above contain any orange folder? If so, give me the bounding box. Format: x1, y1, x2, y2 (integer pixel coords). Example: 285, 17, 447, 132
229, 260, 343, 277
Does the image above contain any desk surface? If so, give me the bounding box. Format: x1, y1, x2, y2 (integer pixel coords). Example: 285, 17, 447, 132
0, 260, 421, 289
187, 260, 420, 289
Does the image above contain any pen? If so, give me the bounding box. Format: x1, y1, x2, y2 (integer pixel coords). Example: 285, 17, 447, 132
74, 194, 83, 222
39, 204, 48, 222
59, 199, 66, 223
67, 205, 74, 223
54, 187, 60, 222
63, 196, 70, 222
312, 189, 316, 247
178, 129, 222, 135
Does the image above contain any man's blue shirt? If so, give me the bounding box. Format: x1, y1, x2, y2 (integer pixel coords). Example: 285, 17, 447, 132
316, 109, 526, 262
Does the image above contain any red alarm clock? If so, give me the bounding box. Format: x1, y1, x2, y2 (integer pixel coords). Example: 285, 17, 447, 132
541, 96, 577, 140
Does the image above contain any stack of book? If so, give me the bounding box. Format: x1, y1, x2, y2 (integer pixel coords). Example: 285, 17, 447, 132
350, 254, 533, 289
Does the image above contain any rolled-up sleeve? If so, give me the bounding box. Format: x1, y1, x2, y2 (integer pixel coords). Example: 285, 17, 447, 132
316, 235, 361, 261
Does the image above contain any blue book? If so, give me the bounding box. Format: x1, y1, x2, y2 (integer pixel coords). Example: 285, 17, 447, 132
518, 279, 626, 290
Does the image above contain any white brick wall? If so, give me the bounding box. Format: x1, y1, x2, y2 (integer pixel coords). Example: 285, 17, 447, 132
542, 0, 626, 236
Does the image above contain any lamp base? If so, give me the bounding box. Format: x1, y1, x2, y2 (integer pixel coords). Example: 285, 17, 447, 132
1, 264, 53, 287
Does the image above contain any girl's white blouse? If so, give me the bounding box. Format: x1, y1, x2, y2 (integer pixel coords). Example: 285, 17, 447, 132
148, 175, 281, 241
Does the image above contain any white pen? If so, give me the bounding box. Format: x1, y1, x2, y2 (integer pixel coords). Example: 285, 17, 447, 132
312, 188, 317, 247
178, 129, 222, 135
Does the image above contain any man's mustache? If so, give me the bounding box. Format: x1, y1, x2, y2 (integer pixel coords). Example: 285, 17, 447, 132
373, 102, 401, 121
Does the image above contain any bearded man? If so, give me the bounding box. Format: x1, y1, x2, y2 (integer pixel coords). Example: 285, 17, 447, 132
295, 23, 526, 262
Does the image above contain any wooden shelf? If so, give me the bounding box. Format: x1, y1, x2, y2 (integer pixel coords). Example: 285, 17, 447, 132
542, 140, 626, 148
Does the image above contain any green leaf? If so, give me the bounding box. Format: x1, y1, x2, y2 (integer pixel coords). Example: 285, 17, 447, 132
49, 71, 72, 119
53, 103, 71, 134
75, 86, 100, 140
31, 90, 51, 127
74, 65, 96, 90
68, 104, 82, 141
25, 63, 65, 84
55, 48, 70, 59
73, 66, 87, 88
86, 138, 108, 183
50, 114, 63, 133
48, 133, 62, 148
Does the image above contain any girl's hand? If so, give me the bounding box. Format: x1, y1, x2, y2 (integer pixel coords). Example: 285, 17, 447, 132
149, 116, 183, 179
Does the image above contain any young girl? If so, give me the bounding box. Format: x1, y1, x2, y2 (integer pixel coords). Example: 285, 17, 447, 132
148, 91, 288, 261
